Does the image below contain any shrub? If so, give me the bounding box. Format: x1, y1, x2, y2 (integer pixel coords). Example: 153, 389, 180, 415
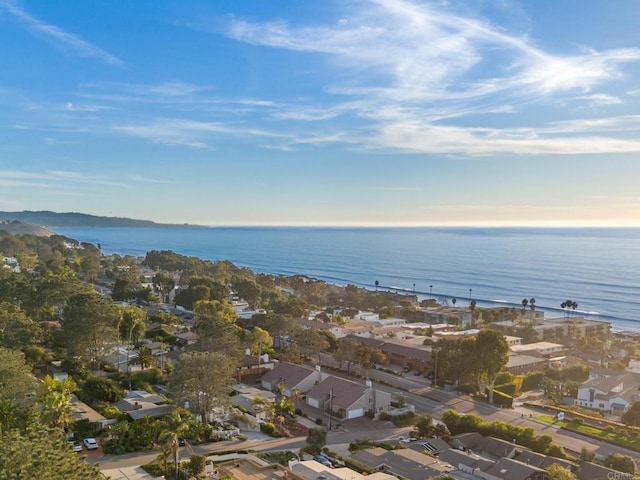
486, 388, 513, 408
315, 418, 323, 425
295, 408, 302, 416
260, 422, 283, 437
456, 384, 479, 395
495, 372, 514, 385
521, 372, 544, 391
494, 383, 516, 396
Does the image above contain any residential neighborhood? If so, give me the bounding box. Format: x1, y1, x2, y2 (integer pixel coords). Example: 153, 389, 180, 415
1, 233, 639, 480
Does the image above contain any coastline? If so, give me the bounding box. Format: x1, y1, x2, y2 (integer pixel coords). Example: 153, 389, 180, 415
51, 226, 640, 333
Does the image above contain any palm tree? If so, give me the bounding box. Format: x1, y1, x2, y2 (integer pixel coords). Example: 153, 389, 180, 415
129, 346, 156, 371
157, 409, 192, 479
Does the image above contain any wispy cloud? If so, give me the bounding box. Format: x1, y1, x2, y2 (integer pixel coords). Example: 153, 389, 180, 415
0, 0, 122, 65
220, 0, 640, 155
113, 118, 289, 149
0, 169, 129, 189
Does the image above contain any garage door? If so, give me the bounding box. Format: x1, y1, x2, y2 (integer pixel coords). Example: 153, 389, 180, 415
347, 408, 364, 419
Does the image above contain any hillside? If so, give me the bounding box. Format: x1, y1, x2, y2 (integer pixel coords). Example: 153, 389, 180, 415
0, 211, 164, 228
0, 220, 55, 236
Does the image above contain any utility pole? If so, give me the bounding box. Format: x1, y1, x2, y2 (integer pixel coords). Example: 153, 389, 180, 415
328, 388, 334, 431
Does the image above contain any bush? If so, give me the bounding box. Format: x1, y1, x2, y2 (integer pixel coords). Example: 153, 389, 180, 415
521, 372, 544, 391
494, 383, 516, 396
495, 372, 514, 385
456, 384, 479, 395
260, 422, 283, 437
486, 388, 513, 408
315, 418, 323, 425
295, 408, 302, 416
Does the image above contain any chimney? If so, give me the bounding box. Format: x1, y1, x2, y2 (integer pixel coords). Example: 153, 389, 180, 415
245, 348, 251, 356
315, 365, 321, 372
366, 379, 372, 388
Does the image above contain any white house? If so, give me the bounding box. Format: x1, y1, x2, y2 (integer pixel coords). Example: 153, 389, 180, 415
574, 371, 640, 413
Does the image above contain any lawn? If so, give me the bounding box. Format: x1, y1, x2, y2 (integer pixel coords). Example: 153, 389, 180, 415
534, 415, 640, 452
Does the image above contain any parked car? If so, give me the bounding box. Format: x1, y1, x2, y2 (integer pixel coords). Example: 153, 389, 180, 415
177, 437, 186, 446
69, 441, 83, 452
314, 455, 332, 467
83, 438, 99, 450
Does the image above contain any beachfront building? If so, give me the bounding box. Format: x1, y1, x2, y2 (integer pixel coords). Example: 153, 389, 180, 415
531, 317, 611, 342
419, 305, 473, 328
510, 341, 566, 356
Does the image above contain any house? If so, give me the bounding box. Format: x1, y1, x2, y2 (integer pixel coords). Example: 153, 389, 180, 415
575, 461, 631, 480
113, 390, 175, 420
505, 353, 547, 375
291, 460, 396, 480
484, 457, 546, 480
574, 371, 640, 413
229, 384, 276, 421
514, 450, 576, 472
261, 362, 327, 396
453, 432, 518, 459
510, 342, 566, 357
437, 448, 494, 473
351, 447, 455, 480
70, 395, 110, 428
236, 352, 276, 381
305, 376, 391, 419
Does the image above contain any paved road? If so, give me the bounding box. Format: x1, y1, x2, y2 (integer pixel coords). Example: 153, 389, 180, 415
326, 366, 639, 461
93, 363, 638, 471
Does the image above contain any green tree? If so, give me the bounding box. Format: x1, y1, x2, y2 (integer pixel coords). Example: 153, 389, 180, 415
334, 337, 361, 373
295, 329, 330, 363
129, 346, 157, 371
0, 426, 104, 479
157, 409, 193, 479
546, 464, 577, 480
604, 453, 636, 474
306, 427, 327, 454
0, 302, 42, 349
579, 446, 596, 462
622, 400, 640, 427
187, 454, 207, 478
59, 293, 119, 368
168, 352, 236, 425
474, 329, 509, 403
411, 415, 441, 439
0, 347, 37, 404
193, 300, 242, 357
153, 273, 175, 303
247, 326, 273, 356
36, 375, 77, 429
78, 376, 123, 404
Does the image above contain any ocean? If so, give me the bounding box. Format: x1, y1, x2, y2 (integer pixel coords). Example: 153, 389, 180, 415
53, 226, 640, 332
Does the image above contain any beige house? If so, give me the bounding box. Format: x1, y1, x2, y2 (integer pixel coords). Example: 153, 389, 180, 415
260, 362, 327, 396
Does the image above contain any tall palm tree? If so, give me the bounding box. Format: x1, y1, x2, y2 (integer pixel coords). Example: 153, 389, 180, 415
157, 409, 192, 479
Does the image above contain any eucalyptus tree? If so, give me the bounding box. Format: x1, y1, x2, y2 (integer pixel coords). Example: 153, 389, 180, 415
59, 293, 119, 368
168, 351, 236, 425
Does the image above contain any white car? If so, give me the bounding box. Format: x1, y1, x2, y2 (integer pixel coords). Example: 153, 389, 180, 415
69, 441, 83, 452
83, 438, 99, 450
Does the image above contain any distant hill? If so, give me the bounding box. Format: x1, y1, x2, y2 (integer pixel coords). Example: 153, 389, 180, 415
0, 211, 166, 228
0, 220, 55, 237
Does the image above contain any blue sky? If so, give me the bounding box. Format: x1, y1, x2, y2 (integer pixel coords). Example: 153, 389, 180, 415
1, 0, 640, 226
